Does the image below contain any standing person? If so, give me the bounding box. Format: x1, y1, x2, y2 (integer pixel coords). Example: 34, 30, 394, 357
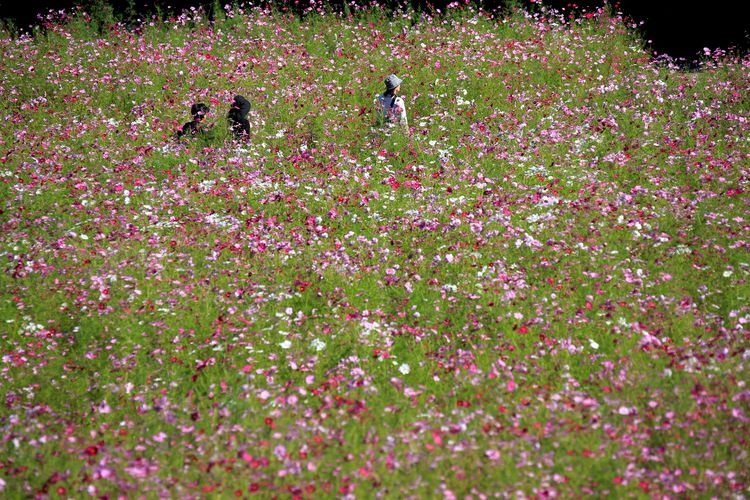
376, 74, 408, 129
227, 95, 251, 139
176, 102, 211, 139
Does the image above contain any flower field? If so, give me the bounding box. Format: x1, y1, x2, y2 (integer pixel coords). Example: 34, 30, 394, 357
1, 2, 749, 497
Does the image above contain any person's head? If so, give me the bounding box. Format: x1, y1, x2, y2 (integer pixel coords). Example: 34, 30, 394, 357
384, 74, 403, 95
230, 95, 251, 118
191, 102, 210, 122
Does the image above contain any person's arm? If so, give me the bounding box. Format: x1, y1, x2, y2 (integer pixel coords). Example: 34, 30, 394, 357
395, 97, 408, 128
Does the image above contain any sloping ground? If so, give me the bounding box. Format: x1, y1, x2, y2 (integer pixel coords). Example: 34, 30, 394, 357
1, 4, 748, 497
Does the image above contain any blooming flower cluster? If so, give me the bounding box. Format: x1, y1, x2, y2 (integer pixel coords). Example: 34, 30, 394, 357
1, 2, 749, 497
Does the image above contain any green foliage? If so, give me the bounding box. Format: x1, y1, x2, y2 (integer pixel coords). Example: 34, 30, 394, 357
1, 3, 748, 498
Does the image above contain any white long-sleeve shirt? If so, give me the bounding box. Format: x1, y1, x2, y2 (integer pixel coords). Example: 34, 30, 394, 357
376, 93, 408, 128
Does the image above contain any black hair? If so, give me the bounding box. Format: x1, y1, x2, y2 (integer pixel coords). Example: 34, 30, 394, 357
230, 95, 251, 119
190, 102, 210, 119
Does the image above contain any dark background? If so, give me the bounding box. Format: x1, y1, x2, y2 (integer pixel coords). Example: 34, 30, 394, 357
1, 1, 748, 62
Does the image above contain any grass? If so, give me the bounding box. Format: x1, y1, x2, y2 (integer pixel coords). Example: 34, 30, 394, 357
1, 1, 749, 497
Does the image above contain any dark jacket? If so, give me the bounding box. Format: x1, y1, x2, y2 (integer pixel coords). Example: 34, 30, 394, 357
228, 95, 251, 138
177, 120, 201, 138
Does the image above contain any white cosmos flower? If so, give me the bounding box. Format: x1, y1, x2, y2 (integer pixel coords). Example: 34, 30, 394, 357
398, 363, 411, 375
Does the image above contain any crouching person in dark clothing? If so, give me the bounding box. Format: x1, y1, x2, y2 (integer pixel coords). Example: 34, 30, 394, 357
227, 95, 251, 139
176, 102, 210, 139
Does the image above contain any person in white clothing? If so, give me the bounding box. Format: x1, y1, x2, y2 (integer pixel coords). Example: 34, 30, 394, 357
376, 74, 408, 129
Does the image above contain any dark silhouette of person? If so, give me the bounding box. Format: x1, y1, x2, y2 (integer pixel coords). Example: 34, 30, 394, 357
227, 95, 251, 139
176, 102, 210, 139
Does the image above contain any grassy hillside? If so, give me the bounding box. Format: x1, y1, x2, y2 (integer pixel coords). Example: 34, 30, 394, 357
1, 2, 748, 497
